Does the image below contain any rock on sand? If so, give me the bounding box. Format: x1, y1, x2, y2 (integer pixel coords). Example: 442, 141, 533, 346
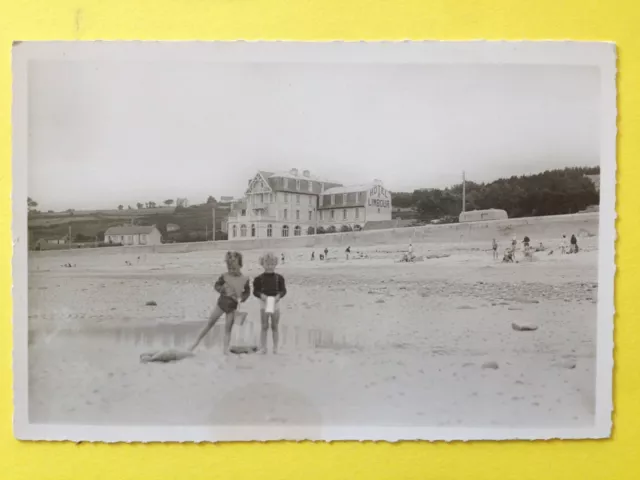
512, 322, 539, 332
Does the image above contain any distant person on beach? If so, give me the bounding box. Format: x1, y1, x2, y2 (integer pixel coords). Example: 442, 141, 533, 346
281, 253, 285, 264
570, 234, 579, 253
492, 239, 498, 260
511, 235, 517, 258
345, 246, 351, 260
560, 234, 568, 254
408, 243, 414, 260
189, 251, 251, 354
324, 247, 329, 260
503, 248, 515, 263
319, 253, 325, 260
311, 252, 315, 261
253, 252, 287, 354
523, 236, 530, 249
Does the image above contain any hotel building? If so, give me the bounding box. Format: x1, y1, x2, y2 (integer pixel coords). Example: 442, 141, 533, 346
226, 168, 392, 239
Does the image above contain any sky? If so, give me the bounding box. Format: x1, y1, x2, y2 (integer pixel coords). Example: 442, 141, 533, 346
27, 60, 601, 211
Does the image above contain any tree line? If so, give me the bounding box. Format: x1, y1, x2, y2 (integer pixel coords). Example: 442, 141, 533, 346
392, 167, 600, 221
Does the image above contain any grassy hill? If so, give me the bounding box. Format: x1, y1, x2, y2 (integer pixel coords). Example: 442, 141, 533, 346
28, 204, 230, 246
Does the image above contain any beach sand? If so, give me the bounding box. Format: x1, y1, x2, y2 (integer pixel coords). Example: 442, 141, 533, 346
27, 233, 599, 429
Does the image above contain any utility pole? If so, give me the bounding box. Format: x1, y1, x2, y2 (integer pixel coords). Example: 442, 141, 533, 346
211, 205, 216, 242
68, 224, 71, 250
205, 223, 208, 242
462, 170, 466, 213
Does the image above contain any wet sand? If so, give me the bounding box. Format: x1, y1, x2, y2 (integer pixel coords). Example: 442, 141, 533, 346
27, 234, 598, 428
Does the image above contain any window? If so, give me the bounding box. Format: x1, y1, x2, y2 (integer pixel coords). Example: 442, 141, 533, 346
232, 225, 237, 238
331, 210, 335, 220
331, 195, 335, 205
251, 224, 256, 237
259, 193, 264, 203
296, 210, 300, 220
357, 192, 361, 202
284, 209, 288, 220
308, 181, 313, 192
294, 225, 301, 236
296, 180, 301, 190
343, 193, 347, 204
355, 208, 360, 219
270, 193, 274, 203
121, 236, 124, 243
343, 209, 347, 220
378, 208, 381, 214
140, 234, 147, 245
308, 196, 313, 206
296, 194, 300, 204
127, 235, 133, 244
319, 211, 323, 221
241, 209, 246, 216
308, 211, 313, 221
284, 193, 289, 202
240, 224, 247, 237
267, 224, 273, 237
282, 225, 289, 237
284, 178, 289, 188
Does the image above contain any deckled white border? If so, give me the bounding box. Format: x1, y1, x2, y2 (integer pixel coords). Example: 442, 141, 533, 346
11, 41, 617, 443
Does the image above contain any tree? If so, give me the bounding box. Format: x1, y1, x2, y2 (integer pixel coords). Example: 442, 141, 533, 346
307, 226, 316, 235
118, 205, 124, 211
148, 201, 157, 208
27, 197, 38, 210
316, 226, 326, 234
164, 199, 174, 206
127, 205, 133, 210
74, 233, 92, 243
326, 225, 337, 234
137, 202, 144, 209
206, 196, 217, 205
340, 225, 353, 232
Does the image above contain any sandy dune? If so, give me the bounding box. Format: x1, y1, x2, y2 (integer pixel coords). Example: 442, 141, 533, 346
27, 229, 599, 430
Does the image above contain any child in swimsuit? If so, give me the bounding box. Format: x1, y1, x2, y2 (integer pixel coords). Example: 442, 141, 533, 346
189, 251, 251, 354
253, 252, 287, 354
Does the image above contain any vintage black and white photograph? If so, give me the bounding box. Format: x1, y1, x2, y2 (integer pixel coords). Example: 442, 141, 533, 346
12, 41, 616, 442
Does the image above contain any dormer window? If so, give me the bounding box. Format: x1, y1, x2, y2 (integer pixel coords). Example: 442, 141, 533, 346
342, 193, 347, 204
308, 181, 313, 192
331, 195, 335, 205
283, 178, 289, 189
296, 180, 301, 190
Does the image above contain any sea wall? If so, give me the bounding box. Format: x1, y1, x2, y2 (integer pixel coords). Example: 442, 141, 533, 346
32, 212, 599, 258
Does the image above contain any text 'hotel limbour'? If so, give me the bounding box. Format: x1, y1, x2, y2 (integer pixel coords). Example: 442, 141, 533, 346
226, 168, 393, 239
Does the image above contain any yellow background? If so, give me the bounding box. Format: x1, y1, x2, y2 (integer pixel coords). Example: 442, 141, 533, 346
0, 1, 636, 479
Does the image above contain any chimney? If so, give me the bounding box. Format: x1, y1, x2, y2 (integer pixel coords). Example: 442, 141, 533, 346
303, 170, 310, 178
290, 168, 299, 176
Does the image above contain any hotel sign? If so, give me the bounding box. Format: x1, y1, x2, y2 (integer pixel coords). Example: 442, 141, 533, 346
368, 185, 391, 209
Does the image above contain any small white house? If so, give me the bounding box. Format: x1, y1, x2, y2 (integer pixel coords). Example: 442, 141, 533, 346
104, 225, 163, 246
459, 209, 508, 223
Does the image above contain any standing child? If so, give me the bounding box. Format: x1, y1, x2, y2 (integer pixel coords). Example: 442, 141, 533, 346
570, 234, 579, 253
492, 238, 498, 260
189, 251, 251, 354
253, 252, 287, 354
560, 234, 567, 254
